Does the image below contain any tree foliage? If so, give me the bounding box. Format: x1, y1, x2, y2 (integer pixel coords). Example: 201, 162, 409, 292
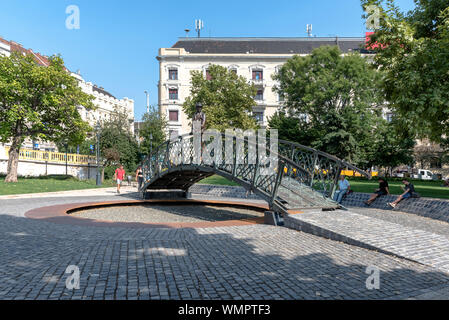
271, 46, 384, 165
98, 106, 138, 178
362, 0, 449, 142
139, 106, 167, 155
366, 118, 416, 171
0, 52, 94, 182
183, 64, 258, 131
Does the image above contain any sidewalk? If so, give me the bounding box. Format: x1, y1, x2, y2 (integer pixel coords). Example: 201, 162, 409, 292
286, 210, 449, 275
0, 185, 139, 200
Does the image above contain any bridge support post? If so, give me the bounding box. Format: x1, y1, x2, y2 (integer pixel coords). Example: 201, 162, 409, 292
264, 211, 283, 226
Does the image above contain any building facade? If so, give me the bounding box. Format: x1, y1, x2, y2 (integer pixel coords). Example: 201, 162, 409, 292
157, 37, 371, 137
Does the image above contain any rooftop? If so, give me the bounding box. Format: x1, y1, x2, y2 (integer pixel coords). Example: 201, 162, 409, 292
171, 37, 372, 55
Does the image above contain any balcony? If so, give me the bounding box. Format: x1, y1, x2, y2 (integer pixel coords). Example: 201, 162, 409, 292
250, 78, 264, 86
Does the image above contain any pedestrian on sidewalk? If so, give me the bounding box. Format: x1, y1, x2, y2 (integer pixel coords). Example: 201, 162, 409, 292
114, 165, 126, 194
364, 177, 390, 206
136, 166, 144, 191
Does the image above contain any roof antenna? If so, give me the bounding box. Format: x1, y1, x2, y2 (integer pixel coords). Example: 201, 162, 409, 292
306, 24, 313, 37
184, 29, 190, 37
195, 19, 204, 38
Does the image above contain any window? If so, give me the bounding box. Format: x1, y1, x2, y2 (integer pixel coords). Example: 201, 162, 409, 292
169, 88, 178, 100
206, 69, 212, 80
386, 112, 394, 122
255, 89, 264, 101
169, 110, 179, 122
168, 69, 178, 80
252, 70, 263, 81
278, 93, 285, 102
253, 111, 264, 124
230, 68, 237, 75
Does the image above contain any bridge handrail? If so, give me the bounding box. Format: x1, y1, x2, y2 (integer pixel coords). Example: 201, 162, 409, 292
278, 140, 371, 179
144, 134, 370, 180
4, 147, 97, 165
141, 132, 370, 211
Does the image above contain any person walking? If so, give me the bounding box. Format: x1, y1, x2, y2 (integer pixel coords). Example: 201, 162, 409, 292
136, 166, 144, 191
364, 177, 390, 206
114, 165, 125, 194
333, 175, 351, 204
388, 179, 416, 208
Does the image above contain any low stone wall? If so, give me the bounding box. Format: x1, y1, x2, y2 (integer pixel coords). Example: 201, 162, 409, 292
342, 192, 449, 222
0, 159, 99, 180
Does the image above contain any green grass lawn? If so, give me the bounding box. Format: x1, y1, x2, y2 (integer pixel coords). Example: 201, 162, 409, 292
198, 175, 239, 186
0, 175, 114, 196
199, 175, 449, 200
348, 178, 449, 200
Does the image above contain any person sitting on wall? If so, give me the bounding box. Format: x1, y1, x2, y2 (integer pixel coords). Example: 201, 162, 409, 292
364, 177, 390, 206
333, 175, 351, 204
442, 178, 449, 187
388, 179, 416, 208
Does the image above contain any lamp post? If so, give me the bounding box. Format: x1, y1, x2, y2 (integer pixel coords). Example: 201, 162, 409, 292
150, 133, 153, 155
144, 91, 150, 114
95, 122, 102, 186
65, 141, 68, 176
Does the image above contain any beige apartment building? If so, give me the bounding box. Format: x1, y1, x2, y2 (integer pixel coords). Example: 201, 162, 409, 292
157, 37, 370, 137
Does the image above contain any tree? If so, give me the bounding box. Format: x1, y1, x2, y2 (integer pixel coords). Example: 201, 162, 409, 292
366, 119, 416, 173
362, 0, 449, 142
0, 52, 94, 182
98, 106, 138, 179
139, 106, 167, 156
414, 141, 446, 168
183, 64, 258, 131
271, 46, 384, 165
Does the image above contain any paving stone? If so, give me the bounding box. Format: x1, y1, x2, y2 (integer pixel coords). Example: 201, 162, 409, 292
0, 193, 448, 299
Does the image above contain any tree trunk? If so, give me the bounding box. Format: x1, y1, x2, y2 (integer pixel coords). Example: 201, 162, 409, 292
5, 135, 22, 183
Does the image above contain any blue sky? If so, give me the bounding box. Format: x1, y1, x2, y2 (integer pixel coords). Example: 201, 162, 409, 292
0, 0, 416, 120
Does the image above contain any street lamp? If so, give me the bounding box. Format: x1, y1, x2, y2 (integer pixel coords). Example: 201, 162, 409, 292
144, 90, 150, 114
95, 122, 102, 186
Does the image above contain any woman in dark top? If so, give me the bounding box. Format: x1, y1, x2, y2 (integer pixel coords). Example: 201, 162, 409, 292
365, 177, 389, 206
135, 166, 144, 191
388, 179, 415, 208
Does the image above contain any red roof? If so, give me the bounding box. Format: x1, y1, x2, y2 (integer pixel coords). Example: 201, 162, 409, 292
365, 32, 385, 50
0, 36, 50, 66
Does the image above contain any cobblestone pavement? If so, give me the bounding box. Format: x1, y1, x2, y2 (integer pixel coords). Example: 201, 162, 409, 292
1, 193, 449, 300
349, 207, 449, 238
74, 204, 264, 223
286, 210, 449, 274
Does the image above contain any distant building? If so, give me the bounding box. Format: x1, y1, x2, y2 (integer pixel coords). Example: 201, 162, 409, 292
71, 71, 135, 134
157, 36, 372, 136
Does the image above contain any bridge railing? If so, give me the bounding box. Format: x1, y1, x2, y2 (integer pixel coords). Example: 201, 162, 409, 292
4, 147, 97, 165
278, 140, 371, 198
141, 133, 366, 211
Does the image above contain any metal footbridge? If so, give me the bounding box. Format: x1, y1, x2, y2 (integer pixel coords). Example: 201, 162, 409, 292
141, 133, 370, 215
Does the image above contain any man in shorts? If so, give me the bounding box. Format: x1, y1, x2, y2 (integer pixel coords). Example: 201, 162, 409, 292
114, 165, 126, 194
